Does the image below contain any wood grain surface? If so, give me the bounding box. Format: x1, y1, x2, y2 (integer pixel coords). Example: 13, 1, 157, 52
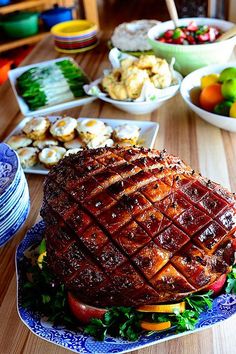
0, 1, 236, 352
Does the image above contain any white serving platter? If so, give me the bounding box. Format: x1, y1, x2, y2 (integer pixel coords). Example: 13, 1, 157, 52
4, 116, 159, 175
8, 57, 96, 117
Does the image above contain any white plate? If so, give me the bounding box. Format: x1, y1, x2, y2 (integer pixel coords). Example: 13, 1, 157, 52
8, 57, 96, 117
4, 116, 159, 175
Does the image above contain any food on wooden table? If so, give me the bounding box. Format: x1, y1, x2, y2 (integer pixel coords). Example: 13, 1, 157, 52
33, 138, 58, 150
112, 123, 140, 145
50, 116, 77, 142
76, 118, 113, 143
87, 136, 114, 149
7, 135, 32, 150
140, 320, 171, 331
111, 20, 160, 52
199, 83, 224, 112
17, 59, 88, 111
7, 117, 142, 169
38, 146, 66, 168
22, 116, 50, 140
102, 55, 173, 100
64, 138, 84, 150
157, 21, 221, 45
41, 146, 236, 308
64, 148, 83, 157
17, 147, 38, 168
197, 67, 236, 117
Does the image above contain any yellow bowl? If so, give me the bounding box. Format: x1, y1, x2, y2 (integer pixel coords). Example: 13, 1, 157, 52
51, 20, 97, 37
54, 41, 99, 54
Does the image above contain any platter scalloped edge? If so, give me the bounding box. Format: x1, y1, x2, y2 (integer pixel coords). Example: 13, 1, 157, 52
16, 221, 236, 354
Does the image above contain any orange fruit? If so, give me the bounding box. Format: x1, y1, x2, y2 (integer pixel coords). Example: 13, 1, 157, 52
137, 301, 186, 313
199, 83, 224, 112
140, 320, 171, 331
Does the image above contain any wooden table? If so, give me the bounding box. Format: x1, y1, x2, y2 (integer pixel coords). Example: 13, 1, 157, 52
0, 34, 236, 354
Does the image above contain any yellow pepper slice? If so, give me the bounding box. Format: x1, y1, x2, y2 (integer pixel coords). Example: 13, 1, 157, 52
37, 251, 47, 269
140, 320, 171, 331
137, 301, 185, 313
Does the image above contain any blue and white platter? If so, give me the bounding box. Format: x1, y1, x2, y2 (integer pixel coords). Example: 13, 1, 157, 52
16, 221, 236, 354
0, 143, 20, 198
0, 143, 30, 247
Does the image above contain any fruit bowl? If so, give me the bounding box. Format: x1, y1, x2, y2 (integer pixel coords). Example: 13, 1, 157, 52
180, 62, 236, 132
148, 18, 236, 76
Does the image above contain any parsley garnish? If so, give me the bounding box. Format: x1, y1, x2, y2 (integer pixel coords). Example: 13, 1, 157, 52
21, 256, 77, 328
84, 307, 143, 341
185, 291, 213, 314
226, 265, 236, 294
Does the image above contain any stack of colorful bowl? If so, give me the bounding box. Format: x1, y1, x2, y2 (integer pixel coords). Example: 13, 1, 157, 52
51, 19, 98, 53
0, 143, 30, 247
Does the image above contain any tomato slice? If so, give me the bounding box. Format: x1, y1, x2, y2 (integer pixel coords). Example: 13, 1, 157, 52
137, 301, 185, 313
140, 320, 171, 331
67, 292, 107, 324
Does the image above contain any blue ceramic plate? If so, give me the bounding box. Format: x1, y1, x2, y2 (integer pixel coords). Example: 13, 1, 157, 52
0, 195, 30, 247
16, 222, 236, 354
0, 143, 20, 198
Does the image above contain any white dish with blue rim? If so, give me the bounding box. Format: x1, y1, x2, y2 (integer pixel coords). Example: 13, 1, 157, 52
16, 221, 236, 354
0, 143, 20, 200
0, 185, 29, 233
0, 173, 26, 217
0, 200, 30, 247
0, 143, 30, 247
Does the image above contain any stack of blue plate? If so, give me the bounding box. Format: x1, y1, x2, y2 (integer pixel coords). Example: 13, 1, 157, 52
0, 143, 30, 247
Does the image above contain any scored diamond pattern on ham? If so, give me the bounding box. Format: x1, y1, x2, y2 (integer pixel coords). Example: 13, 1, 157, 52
41, 147, 236, 306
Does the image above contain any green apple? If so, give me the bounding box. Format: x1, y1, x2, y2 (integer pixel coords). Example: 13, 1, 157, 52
219, 67, 236, 82
221, 79, 236, 101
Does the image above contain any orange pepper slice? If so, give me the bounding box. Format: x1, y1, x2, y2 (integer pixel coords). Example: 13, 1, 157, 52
140, 320, 171, 331
137, 302, 185, 313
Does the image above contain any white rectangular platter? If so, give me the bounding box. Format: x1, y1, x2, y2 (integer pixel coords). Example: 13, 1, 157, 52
8, 57, 96, 117
4, 116, 159, 175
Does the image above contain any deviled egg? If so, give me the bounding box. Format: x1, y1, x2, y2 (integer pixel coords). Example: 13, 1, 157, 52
7, 135, 32, 150
39, 146, 66, 168
64, 137, 84, 150
64, 148, 83, 157
22, 116, 50, 140
50, 117, 77, 142
17, 147, 38, 168
112, 124, 140, 145
33, 138, 58, 150
76, 119, 112, 143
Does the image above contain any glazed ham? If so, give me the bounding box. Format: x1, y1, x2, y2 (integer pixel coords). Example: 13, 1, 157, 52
41, 147, 236, 306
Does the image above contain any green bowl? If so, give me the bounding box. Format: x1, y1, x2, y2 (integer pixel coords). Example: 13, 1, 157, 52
0, 12, 39, 39
148, 18, 236, 76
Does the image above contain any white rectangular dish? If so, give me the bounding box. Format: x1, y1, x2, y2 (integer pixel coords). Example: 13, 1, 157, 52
4, 116, 159, 175
8, 57, 96, 117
